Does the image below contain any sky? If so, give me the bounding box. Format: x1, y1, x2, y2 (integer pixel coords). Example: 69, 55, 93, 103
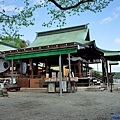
0, 0, 120, 72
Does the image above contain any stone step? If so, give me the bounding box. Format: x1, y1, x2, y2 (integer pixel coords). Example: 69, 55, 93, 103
85, 86, 105, 91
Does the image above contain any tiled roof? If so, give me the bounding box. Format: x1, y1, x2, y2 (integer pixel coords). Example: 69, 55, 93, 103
28, 24, 90, 48
0, 41, 17, 52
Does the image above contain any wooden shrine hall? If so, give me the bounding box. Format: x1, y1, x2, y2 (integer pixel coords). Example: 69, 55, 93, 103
1, 24, 120, 92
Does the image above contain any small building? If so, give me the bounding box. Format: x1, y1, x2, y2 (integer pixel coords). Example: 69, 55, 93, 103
0, 41, 17, 77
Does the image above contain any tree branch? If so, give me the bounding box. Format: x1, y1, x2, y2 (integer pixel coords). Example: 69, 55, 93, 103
48, 0, 94, 10
0, 12, 12, 18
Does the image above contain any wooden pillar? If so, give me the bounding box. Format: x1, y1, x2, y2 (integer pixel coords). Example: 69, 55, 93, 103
29, 59, 33, 78
48, 64, 51, 77
74, 63, 77, 77
105, 60, 109, 87
109, 64, 112, 73
81, 62, 83, 75
61, 60, 64, 77
45, 59, 48, 74
102, 61, 106, 83
11, 59, 13, 85
77, 60, 82, 77
101, 57, 109, 89
36, 62, 38, 75
86, 63, 88, 76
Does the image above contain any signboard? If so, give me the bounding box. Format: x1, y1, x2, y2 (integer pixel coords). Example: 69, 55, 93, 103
48, 83, 55, 93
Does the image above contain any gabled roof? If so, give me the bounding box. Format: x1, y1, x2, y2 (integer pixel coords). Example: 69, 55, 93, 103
97, 48, 120, 61
3, 24, 104, 60
100, 49, 120, 56
28, 24, 90, 48
109, 61, 119, 65
0, 41, 17, 52
76, 40, 104, 61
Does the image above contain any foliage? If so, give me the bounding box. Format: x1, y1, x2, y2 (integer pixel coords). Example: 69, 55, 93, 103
0, 0, 42, 39
90, 70, 102, 76
44, 0, 113, 27
0, 0, 114, 39
113, 72, 120, 79
0, 37, 28, 48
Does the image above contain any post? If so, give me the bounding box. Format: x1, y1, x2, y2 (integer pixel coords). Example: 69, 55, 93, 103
101, 57, 109, 90
68, 53, 72, 93
102, 61, 105, 83
109, 64, 113, 92
110, 78, 113, 92
45, 59, 48, 73
29, 59, 33, 78
11, 59, 13, 85
59, 54, 62, 97
109, 64, 111, 73
105, 60, 109, 89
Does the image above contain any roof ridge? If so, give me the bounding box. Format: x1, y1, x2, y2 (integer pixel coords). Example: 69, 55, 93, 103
37, 24, 89, 37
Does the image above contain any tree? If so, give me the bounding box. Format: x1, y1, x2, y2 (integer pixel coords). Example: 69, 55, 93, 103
0, 37, 29, 48
0, 0, 113, 39
0, 0, 39, 39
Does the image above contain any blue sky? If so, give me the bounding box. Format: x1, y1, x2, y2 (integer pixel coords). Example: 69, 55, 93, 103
19, 0, 120, 51
0, 0, 120, 72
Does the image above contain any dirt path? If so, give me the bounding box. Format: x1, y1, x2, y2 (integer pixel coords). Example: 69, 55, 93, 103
0, 89, 120, 120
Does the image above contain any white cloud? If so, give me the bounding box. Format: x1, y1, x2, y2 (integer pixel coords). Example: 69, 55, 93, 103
100, 6, 120, 24
0, 4, 16, 12
0, 4, 23, 12
115, 38, 120, 44
100, 17, 112, 24
116, 6, 120, 12
113, 6, 120, 18
32, 0, 45, 5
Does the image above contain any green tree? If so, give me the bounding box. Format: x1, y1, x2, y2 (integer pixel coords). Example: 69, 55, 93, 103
0, 37, 28, 48
0, 0, 113, 39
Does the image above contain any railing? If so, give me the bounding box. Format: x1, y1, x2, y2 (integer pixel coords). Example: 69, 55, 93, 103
74, 72, 88, 78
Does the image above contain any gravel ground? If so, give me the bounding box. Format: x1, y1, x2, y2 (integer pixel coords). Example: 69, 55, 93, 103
0, 88, 120, 120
